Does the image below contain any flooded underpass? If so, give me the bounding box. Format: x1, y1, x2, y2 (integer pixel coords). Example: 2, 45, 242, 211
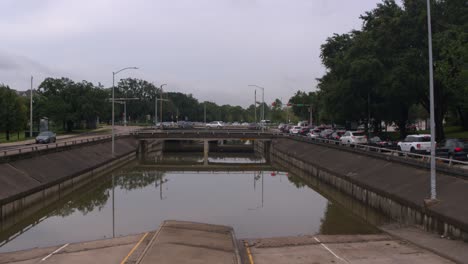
0, 140, 390, 254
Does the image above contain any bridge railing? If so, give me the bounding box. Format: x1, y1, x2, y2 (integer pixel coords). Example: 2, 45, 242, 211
281, 133, 468, 171
131, 130, 282, 138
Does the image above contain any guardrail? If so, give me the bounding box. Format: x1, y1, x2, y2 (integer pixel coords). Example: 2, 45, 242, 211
131, 130, 282, 138
281, 133, 468, 169
0, 130, 138, 158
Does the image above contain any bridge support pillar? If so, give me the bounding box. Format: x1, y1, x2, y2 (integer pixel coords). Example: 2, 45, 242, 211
204, 140, 209, 165
137, 140, 147, 160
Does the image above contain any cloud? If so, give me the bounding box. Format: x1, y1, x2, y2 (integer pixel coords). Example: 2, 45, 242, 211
0, 0, 382, 106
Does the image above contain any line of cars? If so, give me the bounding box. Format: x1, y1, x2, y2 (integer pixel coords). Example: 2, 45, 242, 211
278, 123, 468, 161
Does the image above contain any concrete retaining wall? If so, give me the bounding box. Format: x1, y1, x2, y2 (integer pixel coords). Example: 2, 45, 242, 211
269, 138, 468, 241
0, 138, 138, 221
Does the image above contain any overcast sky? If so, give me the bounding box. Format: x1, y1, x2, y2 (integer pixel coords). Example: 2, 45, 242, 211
0, 0, 383, 107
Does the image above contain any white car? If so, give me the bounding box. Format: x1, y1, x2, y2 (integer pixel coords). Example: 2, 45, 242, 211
307, 129, 321, 138
289, 126, 302, 134
206, 121, 224, 128
397, 134, 432, 154
340, 131, 368, 144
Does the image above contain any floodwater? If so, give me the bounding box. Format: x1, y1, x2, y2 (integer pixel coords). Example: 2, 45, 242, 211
0, 151, 387, 253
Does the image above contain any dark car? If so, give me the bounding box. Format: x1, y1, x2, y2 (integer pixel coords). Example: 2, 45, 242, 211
437, 138, 468, 161
35, 131, 56, 144
177, 121, 194, 129
248, 123, 260, 130
368, 136, 393, 148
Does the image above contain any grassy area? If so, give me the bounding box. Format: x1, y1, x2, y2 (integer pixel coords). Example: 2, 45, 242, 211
417, 126, 468, 139
0, 132, 27, 143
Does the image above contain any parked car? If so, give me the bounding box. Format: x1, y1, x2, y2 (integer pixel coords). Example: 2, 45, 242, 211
340, 131, 368, 145
278, 123, 286, 130
320, 129, 334, 139
436, 138, 468, 161
177, 121, 194, 129
330, 130, 345, 140
307, 128, 321, 138
35, 131, 56, 144
368, 136, 393, 148
397, 134, 432, 154
289, 126, 302, 134
298, 126, 313, 136
206, 121, 224, 128
248, 123, 260, 130
282, 124, 293, 133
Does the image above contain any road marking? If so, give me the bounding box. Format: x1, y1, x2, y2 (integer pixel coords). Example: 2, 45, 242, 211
244, 241, 255, 264
120, 232, 149, 264
41, 243, 69, 261
314, 237, 349, 263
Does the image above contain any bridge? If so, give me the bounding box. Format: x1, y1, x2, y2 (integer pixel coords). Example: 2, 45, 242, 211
131, 129, 279, 140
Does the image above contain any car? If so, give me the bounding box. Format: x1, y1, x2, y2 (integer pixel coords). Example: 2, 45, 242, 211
248, 123, 260, 130
320, 129, 334, 139
298, 126, 313, 136
177, 121, 194, 129
35, 131, 56, 144
368, 136, 393, 148
307, 128, 321, 138
340, 131, 368, 145
206, 121, 224, 128
436, 138, 468, 161
278, 123, 286, 130
330, 130, 345, 140
281, 124, 293, 133
289, 126, 302, 134
397, 134, 432, 154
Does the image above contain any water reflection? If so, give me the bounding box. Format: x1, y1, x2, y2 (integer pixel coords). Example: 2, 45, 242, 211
0, 154, 387, 253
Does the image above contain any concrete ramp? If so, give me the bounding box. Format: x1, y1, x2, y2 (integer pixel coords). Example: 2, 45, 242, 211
137, 220, 241, 264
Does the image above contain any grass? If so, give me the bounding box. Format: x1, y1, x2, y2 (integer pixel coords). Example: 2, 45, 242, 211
0, 132, 27, 143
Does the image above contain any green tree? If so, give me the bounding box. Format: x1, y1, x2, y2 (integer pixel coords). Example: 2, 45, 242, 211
0, 85, 27, 140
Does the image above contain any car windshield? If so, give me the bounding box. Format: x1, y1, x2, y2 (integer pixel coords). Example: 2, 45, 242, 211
38, 132, 51, 136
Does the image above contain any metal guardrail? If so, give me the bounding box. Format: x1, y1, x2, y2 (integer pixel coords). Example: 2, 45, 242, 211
282, 133, 468, 169
0, 130, 138, 158
131, 130, 282, 138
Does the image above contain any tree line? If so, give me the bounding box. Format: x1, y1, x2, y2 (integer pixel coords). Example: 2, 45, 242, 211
314, 0, 467, 140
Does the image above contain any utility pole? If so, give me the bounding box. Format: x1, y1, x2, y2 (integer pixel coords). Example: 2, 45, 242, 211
159, 84, 167, 125
30, 76, 33, 138
156, 84, 167, 127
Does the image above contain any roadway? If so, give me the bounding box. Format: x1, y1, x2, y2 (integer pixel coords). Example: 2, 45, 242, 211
0, 126, 140, 157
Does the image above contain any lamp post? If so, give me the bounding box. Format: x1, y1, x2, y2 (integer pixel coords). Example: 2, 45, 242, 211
248, 85, 265, 121
159, 84, 167, 125
112, 67, 138, 157
155, 84, 167, 127
30, 76, 33, 138
426, 0, 437, 200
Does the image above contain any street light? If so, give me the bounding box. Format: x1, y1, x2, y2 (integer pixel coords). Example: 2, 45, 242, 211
112, 67, 138, 157
248, 85, 265, 122
426, 0, 437, 201
155, 84, 167, 127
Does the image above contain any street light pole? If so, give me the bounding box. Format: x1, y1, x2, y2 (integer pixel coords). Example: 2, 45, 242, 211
155, 84, 167, 127
248, 85, 265, 121
112, 67, 138, 157
160, 84, 167, 125
30, 76, 33, 138
426, 0, 437, 200
254, 90, 257, 123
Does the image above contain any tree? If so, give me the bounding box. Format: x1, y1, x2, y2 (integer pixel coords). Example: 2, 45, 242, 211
0, 85, 27, 140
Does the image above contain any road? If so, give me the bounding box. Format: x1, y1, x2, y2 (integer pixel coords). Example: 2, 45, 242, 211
0, 126, 140, 156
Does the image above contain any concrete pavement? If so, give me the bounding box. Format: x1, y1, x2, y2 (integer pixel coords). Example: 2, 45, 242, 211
242, 234, 455, 264
137, 220, 241, 264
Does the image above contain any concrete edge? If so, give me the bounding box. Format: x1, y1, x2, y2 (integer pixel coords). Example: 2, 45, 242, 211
230, 227, 242, 264
135, 221, 165, 264
379, 226, 464, 264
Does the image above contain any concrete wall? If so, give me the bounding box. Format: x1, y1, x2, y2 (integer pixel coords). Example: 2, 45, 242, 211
0, 138, 138, 221
269, 138, 468, 241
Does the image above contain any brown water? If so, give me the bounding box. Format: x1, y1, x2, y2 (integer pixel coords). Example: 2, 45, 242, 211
0, 153, 388, 253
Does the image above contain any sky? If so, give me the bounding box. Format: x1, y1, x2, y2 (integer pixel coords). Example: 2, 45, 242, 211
0, 0, 383, 107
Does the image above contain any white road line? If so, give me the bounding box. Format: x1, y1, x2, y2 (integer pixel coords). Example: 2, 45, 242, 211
41, 243, 69, 261
314, 237, 349, 263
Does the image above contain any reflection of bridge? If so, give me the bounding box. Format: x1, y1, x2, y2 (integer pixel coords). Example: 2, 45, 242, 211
133, 164, 272, 172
